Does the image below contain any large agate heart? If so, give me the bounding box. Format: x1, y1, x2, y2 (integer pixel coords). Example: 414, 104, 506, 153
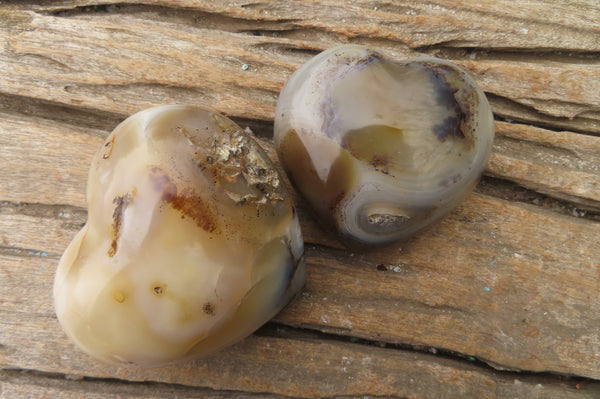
54, 105, 305, 367
274, 45, 494, 245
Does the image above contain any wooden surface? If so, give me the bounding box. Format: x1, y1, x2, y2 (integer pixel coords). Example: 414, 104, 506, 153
1, 1, 599, 397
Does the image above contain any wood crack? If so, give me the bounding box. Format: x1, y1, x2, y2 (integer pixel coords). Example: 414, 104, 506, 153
0, 368, 293, 399
488, 94, 600, 135
0, 93, 123, 134
258, 322, 600, 388
476, 176, 600, 221
43, 2, 302, 34
0, 245, 60, 259
0, 201, 87, 220
424, 46, 600, 64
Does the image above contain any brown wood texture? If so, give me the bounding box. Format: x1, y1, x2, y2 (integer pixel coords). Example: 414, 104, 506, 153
1, 1, 599, 398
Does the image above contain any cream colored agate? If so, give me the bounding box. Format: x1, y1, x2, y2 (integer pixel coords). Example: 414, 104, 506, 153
54, 105, 305, 367
274, 45, 494, 245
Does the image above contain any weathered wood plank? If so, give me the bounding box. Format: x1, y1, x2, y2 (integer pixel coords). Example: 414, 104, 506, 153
1, 0, 600, 396
2, 2, 599, 133
2, 184, 599, 379
487, 95, 600, 137
33, 0, 600, 51
1, 302, 599, 398
1, 109, 600, 377
0, 112, 101, 207
488, 121, 600, 211
0, 369, 276, 399
3, 109, 600, 220
456, 59, 600, 121
280, 195, 600, 378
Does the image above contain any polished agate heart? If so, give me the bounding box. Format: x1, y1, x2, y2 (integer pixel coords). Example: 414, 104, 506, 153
274, 45, 494, 245
54, 105, 305, 367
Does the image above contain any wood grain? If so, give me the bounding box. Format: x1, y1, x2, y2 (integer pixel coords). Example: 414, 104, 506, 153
489, 121, 600, 211
2, 315, 599, 398
33, 0, 600, 52
1, 0, 599, 397
2, 2, 600, 131
1, 113, 599, 379
0, 369, 276, 399
0, 250, 598, 398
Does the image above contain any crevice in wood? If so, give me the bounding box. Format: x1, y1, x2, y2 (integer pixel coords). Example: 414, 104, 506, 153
0, 93, 123, 135
245, 41, 323, 57
0, 368, 294, 399
44, 3, 125, 16
494, 103, 600, 137
0, 201, 87, 221
43, 2, 302, 34
0, 200, 87, 230
418, 44, 600, 63
258, 321, 599, 387
475, 176, 600, 222
489, 95, 600, 136
0, 245, 60, 259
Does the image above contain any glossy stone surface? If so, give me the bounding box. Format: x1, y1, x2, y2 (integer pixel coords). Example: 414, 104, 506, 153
54, 105, 305, 367
274, 45, 494, 245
